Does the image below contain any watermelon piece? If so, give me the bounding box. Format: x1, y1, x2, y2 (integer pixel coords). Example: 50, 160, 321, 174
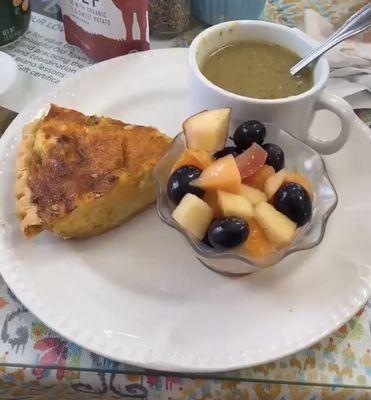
235, 143, 267, 179
243, 165, 275, 191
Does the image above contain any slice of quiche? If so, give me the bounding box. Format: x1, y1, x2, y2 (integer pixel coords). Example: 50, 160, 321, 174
14, 104, 171, 239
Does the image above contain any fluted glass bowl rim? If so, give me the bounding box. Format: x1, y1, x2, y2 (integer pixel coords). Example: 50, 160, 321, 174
153, 123, 338, 269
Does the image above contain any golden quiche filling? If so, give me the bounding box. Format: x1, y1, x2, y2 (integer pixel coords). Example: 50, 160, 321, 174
15, 104, 171, 239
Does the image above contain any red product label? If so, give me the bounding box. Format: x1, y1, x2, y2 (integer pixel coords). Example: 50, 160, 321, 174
59, 0, 149, 61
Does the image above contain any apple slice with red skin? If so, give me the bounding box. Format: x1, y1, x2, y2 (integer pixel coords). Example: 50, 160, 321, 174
183, 108, 231, 153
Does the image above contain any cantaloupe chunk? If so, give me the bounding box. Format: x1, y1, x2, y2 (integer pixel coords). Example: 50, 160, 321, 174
244, 218, 272, 258
183, 108, 231, 152
172, 149, 213, 172
191, 154, 241, 194
243, 165, 275, 191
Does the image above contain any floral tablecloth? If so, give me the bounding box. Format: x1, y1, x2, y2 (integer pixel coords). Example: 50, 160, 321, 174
0, 278, 370, 399
0, 0, 370, 398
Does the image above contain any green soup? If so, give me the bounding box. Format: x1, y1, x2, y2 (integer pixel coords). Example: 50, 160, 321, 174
201, 41, 313, 99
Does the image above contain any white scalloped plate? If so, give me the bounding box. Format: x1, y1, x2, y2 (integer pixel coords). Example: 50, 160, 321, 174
0, 49, 370, 372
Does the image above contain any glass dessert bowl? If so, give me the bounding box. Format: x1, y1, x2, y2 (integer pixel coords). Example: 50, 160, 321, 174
154, 120, 337, 276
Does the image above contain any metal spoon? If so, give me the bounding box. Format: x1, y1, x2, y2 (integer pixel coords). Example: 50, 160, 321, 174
290, 4, 371, 76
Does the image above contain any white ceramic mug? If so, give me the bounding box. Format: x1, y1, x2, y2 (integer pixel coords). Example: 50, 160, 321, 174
189, 21, 354, 155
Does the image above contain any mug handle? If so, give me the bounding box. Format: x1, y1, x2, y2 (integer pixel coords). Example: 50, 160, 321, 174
305, 89, 353, 155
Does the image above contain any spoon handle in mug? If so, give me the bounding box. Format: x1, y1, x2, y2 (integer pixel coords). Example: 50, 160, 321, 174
290, 4, 371, 75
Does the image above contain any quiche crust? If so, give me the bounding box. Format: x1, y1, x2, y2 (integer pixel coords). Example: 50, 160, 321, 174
14, 120, 44, 238
14, 105, 171, 239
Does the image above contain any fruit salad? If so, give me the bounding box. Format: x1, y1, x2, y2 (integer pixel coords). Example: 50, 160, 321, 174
167, 108, 314, 259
